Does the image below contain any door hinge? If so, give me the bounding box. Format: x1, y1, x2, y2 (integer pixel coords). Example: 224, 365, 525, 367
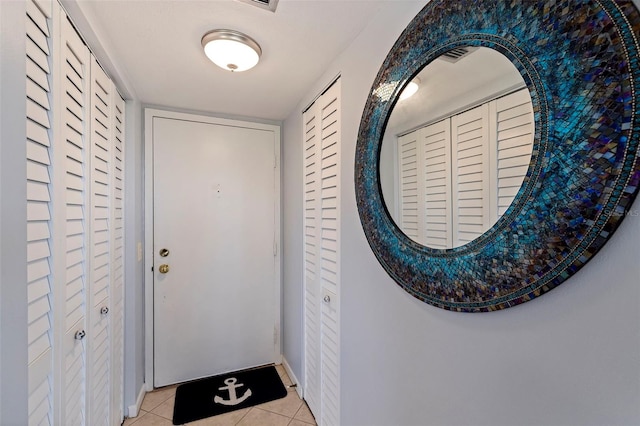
274, 154, 277, 169
273, 326, 278, 345
273, 241, 278, 257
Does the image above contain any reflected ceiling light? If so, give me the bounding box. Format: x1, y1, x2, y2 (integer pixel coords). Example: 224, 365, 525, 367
201, 29, 262, 72
399, 77, 421, 100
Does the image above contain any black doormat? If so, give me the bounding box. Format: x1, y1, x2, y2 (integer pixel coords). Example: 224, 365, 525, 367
172, 365, 288, 425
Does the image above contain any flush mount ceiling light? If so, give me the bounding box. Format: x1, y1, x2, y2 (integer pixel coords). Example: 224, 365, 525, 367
399, 77, 420, 101
201, 29, 262, 72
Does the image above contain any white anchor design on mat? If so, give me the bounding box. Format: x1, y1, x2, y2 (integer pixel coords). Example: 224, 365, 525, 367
213, 377, 252, 406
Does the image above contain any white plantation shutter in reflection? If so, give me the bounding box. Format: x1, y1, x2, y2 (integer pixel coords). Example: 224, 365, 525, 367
495, 89, 534, 217
421, 119, 452, 249
397, 132, 420, 242
395, 88, 533, 249
59, 14, 90, 425
89, 58, 112, 426
26, 1, 54, 424
303, 79, 341, 426
451, 104, 490, 247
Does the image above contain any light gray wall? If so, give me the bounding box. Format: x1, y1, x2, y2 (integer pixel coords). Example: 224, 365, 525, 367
0, 2, 29, 424
124, 100, 146, 409
282, 95, 305, 382
282, 1, 640, 425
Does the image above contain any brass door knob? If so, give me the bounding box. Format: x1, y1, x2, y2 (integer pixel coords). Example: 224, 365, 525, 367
159, 264, 170, 274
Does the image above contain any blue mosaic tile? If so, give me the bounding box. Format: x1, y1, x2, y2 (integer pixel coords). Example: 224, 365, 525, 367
355, 0, 640, 312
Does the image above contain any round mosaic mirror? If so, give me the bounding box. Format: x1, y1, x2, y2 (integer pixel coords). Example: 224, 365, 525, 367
355, 0, 640, 312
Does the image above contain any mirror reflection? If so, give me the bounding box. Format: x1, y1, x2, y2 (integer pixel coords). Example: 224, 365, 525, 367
380, 47, 535, 249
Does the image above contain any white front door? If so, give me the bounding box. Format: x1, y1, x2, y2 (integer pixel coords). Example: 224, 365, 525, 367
151, 114, 280, 387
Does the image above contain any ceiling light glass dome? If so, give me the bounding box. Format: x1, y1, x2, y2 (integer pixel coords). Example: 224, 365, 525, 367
201, 29, 262, 72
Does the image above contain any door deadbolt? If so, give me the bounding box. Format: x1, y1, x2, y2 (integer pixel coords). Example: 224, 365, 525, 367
159, 248, 170, 257
159, 264, 170, 274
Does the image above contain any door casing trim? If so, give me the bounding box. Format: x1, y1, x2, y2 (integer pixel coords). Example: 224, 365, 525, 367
143, 108, 282, 389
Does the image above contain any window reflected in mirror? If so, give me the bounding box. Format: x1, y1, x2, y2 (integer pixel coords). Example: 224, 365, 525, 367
379, 47, 534, 249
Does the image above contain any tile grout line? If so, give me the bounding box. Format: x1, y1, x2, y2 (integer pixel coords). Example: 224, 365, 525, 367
233, 406, 251, 425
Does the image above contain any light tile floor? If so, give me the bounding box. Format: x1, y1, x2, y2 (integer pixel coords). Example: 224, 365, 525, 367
123, 365, 316, 426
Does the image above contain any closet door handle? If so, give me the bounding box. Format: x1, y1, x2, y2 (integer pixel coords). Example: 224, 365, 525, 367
100, 306, 109, 315
74, 330, 86, 340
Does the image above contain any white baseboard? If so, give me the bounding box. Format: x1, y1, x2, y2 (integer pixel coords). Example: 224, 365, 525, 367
127, 383, 147, 418
282, 357, 303, 399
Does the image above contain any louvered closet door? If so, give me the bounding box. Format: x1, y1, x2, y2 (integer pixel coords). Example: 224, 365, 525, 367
303, 103, 321, 418
451, 104, 491, 247
303, 79, 341, 426
26, 0, 54, 424
494, 88, 534, 218
24, 3, 125, 424
88, 57, 113, 426
318, 82, 340, 426
57, 12, 91, 426
420, 119, 452, 249
110, 93, 125, 426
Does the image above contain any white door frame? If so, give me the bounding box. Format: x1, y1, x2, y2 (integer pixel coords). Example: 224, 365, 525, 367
143, 108, 282, 390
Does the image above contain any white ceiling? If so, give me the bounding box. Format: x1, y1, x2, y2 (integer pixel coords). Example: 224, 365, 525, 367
73, 0, 388, 121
